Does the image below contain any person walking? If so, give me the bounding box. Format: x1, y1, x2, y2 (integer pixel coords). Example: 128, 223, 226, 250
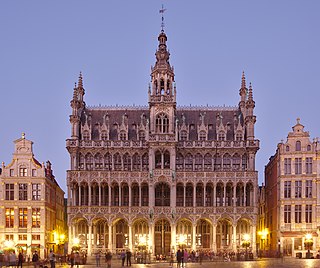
49, 249, 56, 268
32, 251, 39, 268
17, 252, 24, 268
126, 250, 132, 266
105, 251, 112, 268
95, 251, 101, 267
70, 251, 75, 268
176, 249, 182, 268
120, 250, 126, 267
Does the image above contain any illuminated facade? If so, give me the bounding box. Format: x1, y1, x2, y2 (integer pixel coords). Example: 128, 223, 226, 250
66, 28, 260, 256
265, 119, 320, 257
0, 134, 65, 258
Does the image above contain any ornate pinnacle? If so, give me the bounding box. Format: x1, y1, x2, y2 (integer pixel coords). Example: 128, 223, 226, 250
241, 71, 246, 89
78, 72, 83, 88
248, 82, 253, 100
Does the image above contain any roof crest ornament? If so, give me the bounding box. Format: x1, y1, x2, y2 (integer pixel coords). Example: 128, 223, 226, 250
159, 4, 166, 32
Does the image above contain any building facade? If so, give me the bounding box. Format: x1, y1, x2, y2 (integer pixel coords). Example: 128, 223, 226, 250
265, 119, 320, 258
66, 28, 260, 256
0, 134, 65, 258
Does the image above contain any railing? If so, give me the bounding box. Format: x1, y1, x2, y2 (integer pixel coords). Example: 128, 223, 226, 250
66, 139, 148, 148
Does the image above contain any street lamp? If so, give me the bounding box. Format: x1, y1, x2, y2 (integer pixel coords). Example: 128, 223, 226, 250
304, 233, 313, 259
242, 234, 250, 260
72, 237, 80, 252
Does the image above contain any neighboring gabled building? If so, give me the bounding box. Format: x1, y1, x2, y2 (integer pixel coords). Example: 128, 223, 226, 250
0, 134, 66, 258
265, 119, 320, 258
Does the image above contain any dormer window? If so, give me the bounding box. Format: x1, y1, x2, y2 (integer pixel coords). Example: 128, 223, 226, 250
286, 145, 290, 152
180, 130, 188, 141
218, 131, 225, 141
19, 167, 27, 177
139, 130, 145, 141
83, 130, 90, 141
199, 131, 206, 141
101, 130, 108, 140
307, 144, 311, 151
295, 141, 301, 151
120, 131, 127, 140
160, 79, 165, 95
156, 113, 169, 133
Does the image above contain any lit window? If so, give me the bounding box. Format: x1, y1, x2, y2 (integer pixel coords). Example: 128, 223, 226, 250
5, 184, 14, 200
32, 208, 41, 228
32, 184, 41, 201
19, 208, 28, 228
5, 208, 14, 228
19, 184, 28, 200
19, 168, 27, 177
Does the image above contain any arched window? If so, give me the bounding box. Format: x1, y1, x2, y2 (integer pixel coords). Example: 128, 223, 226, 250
141, 183, 149, 206
286, 145, 290, 152
176, 183, 184, 206
194, 154, 203, 171
85, 153, 93, 170
180, 130, 188, 141
155, 183, 170, 206
214, 154, 221, 171
156, 113, 169, 133
196, 183, 204, 206
155, 151, 162, 169
142, 153, 149, 170
223, 154, 231, 170
123, 153, 131, 171
160, 79, 165, 95
94, 153, 103, 169
176, 153, 184, 170
79, 154, 85, 170
307, 144, 311, 151
132, 153, 141, 171
185, 183, 193, 207
204, 154, 212, 170
164, 151, 170, 169
114, 153, 122, 170
296, 141, 301, 151
236, 132, 242, 141
121, 184, 129, 206
232, 153, 241, 170
242, 154, 247, 171
185, 154, 193, 171
104, 153, 112, 170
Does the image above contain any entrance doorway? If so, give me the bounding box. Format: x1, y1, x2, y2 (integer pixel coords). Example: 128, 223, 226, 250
154, 219, 171, 257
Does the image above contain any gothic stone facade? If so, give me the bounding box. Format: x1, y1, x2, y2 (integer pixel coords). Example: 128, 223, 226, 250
0, 134, 65, 258
66, 30, 260, 256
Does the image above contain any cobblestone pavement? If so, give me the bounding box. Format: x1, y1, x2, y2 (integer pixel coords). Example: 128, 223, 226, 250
12, 258, 320, 268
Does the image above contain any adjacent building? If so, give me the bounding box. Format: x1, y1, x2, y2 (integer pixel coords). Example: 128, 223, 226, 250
0, 134, 65, 258
66, 27, 260, 256
265, 119, 320, 258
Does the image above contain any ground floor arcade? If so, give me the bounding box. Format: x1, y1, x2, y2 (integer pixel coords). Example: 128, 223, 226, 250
68, 216, 256, 257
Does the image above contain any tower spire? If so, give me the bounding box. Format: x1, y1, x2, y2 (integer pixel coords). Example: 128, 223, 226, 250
78, 71, 83, 88
241, 71, 246, 89
159, 5, 166, 32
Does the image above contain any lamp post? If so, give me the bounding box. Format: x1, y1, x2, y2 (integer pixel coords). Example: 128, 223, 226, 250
242, 234, 250, 261
304, 233, 313, 259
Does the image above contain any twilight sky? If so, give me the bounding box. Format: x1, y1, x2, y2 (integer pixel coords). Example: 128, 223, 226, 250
0, 1, 319, 193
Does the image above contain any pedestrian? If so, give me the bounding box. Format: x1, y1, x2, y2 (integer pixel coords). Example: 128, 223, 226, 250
120, 250, 126, 267
105, 251, 112, 268
49, 249, 56, 268
176, 249, 182, 268
75, 252, 80, 268
183, 249, 188, 267
18, 252, 24, 268
95, 251, 101, 267
70, 251, 75, 268
32, 251, 39, 268
126, 250, 132, 266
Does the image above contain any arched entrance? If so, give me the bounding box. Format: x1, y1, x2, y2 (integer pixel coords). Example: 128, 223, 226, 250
114, 219, 129, 249
176, 219, 192, 250
196, 219, 212, 249
216, 218, 233, 251
154, 219, 171, 256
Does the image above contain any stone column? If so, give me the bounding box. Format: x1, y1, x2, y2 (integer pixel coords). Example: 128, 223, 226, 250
88, 184, 92, 206
108, 185, 112, 207
99, 184, 101, 206
129, 185, 132, 207
224, 184, 226, 206
139, 184, 141, 207
78, 185, 81, 206
213, 184, 216, 207
251, 225, 256, 255
233, 186, 237, 207
88, 224, 92, 255
233, 225, 237, 251
212, 224, 217, 252
119, 185, 122, 206
129, 225, 133, 250
171, 223, 176, 251
68, 225, 73, 253
192, 224, 196, 250
108, 224, 112, 251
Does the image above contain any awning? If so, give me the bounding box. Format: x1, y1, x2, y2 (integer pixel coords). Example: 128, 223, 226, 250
281, 231, 318, 237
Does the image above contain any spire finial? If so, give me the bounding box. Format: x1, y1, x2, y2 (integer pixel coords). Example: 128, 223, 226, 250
22, 132, 25, 139
159, 5, 167, 32
78, 71, 83, 88
241, 71, 246, 89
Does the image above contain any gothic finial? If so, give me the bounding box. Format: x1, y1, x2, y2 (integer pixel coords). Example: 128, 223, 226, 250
159, 5, 166, 32
22, 132, 25, 139
78, 72, 83, 88
241, 71, 246, 89
248, 82, 253, 100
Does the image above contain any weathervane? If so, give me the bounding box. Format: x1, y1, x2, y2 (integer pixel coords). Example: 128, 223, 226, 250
159, 4, 166, 32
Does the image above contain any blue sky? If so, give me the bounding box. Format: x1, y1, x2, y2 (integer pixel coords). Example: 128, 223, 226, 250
0, 1, 319, 193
